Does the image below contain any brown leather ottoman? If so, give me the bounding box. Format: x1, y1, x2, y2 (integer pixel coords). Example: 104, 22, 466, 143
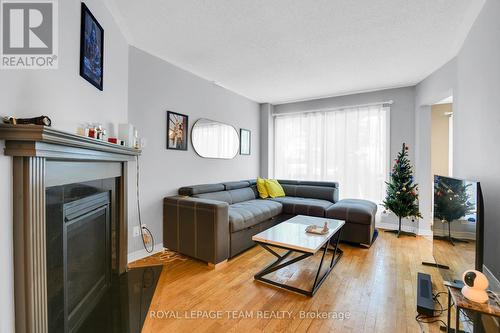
325, 199, 377, 247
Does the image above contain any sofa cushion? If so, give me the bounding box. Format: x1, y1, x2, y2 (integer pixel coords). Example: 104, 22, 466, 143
228, 199, 283, 232
264, 179, 285, 198
179, 183, 225, 196
223, 181, 250, 190
193, 191, 233, 204
278, 182, 339, 203
227, 187, 257, 204
268, 196, 334, 217
192, 186, 257, 205
256, 177, 269, 199
325, 199, 377, 225
278, 180, 339, 188
297, 185, 337, 202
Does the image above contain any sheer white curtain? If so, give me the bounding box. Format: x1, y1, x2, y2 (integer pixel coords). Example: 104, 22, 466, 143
274, 105, 389, 203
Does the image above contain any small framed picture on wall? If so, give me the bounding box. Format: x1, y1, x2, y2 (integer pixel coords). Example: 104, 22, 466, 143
80, 3, 104, 90
167, 111, 189, 150
240, 129, 251, 155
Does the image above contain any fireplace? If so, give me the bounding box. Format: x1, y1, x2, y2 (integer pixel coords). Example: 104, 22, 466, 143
47, 183, 114, 332
65, 192, 110, 329
45, 179, 162, 333
0, 124, 141, 333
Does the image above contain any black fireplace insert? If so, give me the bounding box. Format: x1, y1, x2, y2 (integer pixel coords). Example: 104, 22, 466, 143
64, 191, 111, 332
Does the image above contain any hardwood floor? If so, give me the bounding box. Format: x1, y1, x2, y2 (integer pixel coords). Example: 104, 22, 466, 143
131, 231, 454, 333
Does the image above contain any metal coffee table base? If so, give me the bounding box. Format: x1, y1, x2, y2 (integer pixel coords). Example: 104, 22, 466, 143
254, 230, 343, 297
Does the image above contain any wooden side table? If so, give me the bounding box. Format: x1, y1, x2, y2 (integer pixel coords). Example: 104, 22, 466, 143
446, 285, 500, 333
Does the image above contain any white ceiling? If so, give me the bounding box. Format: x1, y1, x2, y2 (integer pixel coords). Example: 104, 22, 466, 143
106, 0, 485, 104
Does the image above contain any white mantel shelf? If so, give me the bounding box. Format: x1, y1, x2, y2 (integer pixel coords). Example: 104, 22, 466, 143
0, 124, 141, 161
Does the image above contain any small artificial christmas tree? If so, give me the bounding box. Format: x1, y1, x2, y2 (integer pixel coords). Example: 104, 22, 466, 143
383, 143, 422, 237
434, 176, 474, 245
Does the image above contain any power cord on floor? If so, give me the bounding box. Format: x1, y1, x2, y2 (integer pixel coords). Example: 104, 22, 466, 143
415, 291, 453, 333
415, 314, 448, 333
136, 155, 154, 253
416, 289, 500, 333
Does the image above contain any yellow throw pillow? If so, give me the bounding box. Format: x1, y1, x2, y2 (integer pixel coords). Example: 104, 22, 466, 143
265, 179, 286, 198
256, 177, 269, 199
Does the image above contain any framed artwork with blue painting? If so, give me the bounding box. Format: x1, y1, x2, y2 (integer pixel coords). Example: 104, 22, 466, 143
80, 3, 104, 90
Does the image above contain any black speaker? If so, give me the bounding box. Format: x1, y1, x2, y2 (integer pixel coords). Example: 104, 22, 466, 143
417, 272, 434, 317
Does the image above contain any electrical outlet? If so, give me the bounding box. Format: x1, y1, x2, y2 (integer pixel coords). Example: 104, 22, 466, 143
143, 233, 152, 245
133, 226, 140, 237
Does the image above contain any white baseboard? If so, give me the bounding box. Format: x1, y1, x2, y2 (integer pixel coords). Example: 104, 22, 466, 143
432, 229, 476, 240
417, 228, 433, 237
127, 242, 164, 263
376, 221, 432, 236
377, 213, 432, 236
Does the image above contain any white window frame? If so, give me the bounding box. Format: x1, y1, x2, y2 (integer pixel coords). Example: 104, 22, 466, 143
272, 102, 392, 202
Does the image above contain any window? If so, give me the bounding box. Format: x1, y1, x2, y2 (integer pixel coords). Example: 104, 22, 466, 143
274, 104, 389, 203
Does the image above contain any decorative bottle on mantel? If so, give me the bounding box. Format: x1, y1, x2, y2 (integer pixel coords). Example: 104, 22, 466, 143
133, 129, 139, 149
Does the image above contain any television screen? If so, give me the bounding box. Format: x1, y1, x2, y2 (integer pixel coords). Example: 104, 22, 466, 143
432, 175, 481, 282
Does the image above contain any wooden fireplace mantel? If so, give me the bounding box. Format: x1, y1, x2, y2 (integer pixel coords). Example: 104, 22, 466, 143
0, 124, 140, 333
0, 124, 141, 160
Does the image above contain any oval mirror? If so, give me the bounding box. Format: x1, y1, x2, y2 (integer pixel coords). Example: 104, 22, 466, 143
191, 118, 240, 159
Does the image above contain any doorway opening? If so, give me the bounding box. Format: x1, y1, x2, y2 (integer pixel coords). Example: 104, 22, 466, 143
431, 96, 453, 179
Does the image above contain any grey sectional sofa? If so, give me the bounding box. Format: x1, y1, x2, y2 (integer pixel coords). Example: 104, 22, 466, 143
163, 179, 377, 266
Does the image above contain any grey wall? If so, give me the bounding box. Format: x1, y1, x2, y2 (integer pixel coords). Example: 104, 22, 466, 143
416, 0, 500, 279
455, 0, 500, 279
127, 47, 260, 254
0, 1, 129, 132
268, 87, 417, 230
0, 1, 129, 332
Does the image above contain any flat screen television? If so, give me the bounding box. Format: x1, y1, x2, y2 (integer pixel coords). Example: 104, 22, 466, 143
431, 176, 500, 332
432, 175, 484, 282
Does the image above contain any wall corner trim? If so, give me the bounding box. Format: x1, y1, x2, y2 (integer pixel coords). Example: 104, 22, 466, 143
483, 264, 500, 293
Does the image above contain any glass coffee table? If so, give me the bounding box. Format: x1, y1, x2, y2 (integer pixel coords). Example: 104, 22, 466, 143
252, 215, 345, 297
